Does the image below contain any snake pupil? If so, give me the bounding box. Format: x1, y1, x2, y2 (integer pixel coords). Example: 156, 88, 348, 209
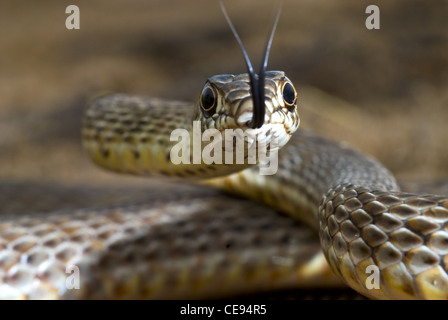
200, 86, 217, 115
282, 82, 296, 111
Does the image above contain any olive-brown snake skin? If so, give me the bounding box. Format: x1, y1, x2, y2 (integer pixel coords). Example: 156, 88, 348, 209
1, 3, 447, 299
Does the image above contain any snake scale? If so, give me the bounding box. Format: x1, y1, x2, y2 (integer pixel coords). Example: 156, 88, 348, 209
1, 5, 448, 300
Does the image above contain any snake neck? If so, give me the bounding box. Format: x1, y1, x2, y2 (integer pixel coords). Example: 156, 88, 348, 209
206, 129, 400, 229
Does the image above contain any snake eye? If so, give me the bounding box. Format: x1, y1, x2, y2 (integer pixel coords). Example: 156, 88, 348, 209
281, 81, 297, 112
200, 85, 217, 117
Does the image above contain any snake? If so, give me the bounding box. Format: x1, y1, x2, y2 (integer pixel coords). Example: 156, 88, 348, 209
1, 4, 448, 300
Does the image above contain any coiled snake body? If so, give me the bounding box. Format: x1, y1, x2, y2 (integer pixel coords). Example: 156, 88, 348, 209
81, 71, 448, 300
1, 68, 447, 299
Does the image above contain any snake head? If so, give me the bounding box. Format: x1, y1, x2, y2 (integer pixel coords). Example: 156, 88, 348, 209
197, 70, 300, 149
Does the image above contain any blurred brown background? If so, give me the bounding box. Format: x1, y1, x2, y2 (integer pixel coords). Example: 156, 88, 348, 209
0, 0, 447, 191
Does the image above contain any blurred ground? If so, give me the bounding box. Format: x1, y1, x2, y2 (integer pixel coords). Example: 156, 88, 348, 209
0, 0, 447, 190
